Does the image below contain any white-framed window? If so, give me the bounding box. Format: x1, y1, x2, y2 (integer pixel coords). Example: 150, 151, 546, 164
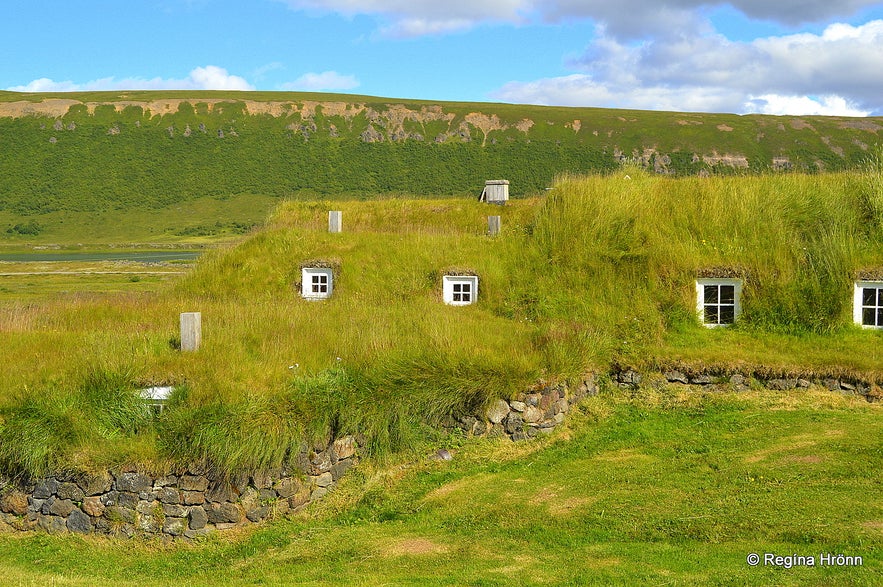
139, 386, 174, 416
854, 281, 883, 328
443, 275, 478, 306
696, 278, 742, 327
301, 267, 333, 300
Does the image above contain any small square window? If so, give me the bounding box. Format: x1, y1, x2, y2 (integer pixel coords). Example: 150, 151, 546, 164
302, 267, 334, 300
443, 275, 478, 306
312, 274, 328, 294
855, 282, 883, 328
696, 279, 742, 327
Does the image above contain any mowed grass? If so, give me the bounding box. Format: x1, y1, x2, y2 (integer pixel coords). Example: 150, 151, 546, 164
0, 388, 880, 586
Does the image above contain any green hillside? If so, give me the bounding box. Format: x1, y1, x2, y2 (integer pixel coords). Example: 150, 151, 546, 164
1, 90, 881, 228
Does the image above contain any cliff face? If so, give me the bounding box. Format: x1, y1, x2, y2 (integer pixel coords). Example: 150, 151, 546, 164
1, 92, 881, 213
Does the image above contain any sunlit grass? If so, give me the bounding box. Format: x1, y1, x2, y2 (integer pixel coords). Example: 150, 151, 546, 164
0, 389, 880, 585
1, 167, 882, 477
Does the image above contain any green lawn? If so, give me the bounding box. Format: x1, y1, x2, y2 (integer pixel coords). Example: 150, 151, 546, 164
1, 387, 880, 586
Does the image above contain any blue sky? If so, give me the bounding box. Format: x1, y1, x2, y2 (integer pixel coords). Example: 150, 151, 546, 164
3, 1, 883, 115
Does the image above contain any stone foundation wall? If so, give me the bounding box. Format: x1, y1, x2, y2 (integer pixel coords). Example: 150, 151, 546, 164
2, 368, 878, 538
0, 435, 358, 539
614, 369, 881, 401
449, 375, 599, 440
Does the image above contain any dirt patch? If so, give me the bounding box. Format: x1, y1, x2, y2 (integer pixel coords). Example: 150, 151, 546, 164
244, 101, 297, 117
790, 118, 815, 131
717, 124, 733, 132
0, 99, 81, 118
385, 537, 448, 556
839, 120, 882, 133
568, 120, 582, 133
821, 136, 845, 157
465, 112, 507, 146
703, 153, 749, 168
515, 118, 534, 133
677, 119, 703, 126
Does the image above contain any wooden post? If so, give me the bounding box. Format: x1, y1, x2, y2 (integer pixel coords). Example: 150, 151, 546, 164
329, 211, 342, 233
488, 215, 501, 236
180, 312, 201, 352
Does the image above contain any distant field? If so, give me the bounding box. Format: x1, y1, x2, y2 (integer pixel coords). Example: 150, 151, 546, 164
0, 260, 188, 300
0, 193, 277, 247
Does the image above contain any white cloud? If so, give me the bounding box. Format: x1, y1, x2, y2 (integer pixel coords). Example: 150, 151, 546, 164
280, 71, 359, 91
493, 20, 883, 115
7, 66, 254, 92
277, 0, 531, 36
276, 0, 880, 38
186, 66, 254, 90
744, 94, 871, 116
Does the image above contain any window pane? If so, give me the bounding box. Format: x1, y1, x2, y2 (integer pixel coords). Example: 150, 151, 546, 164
319, 275, 327, 284
704, 305, 719, 324
720, 285, 735, 304
462, 283, 471, 293
453, 293, 461, 301
312, 284, 320, 293
863, 288, 876, 306
878, 308, 883, 326
863, 308, 876, 326
878, 288, 883, 306
319, 285, 327, 293
453, 284, 462, 293
704, 285, 718, 304
719, 306, 735, 324
462, 293, 471, 302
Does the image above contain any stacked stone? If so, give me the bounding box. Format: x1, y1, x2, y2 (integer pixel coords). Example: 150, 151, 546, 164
452, 375, 599, 441
0, 435, 358, 538
660, 370, 878, 399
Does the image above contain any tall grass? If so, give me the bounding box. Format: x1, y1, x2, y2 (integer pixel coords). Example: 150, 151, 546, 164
525, 167, 882, 338
2, 171, 882, 477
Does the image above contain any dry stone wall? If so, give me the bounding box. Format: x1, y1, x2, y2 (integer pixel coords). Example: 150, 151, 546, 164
3, 368, 877, 538
0, 436, 358, 539
612, 368, 880, 401
449, 375, 599, 441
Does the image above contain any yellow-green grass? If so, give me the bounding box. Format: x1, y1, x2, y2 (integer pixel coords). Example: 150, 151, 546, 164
0, 389, 880, 585
1, 169, 882, 477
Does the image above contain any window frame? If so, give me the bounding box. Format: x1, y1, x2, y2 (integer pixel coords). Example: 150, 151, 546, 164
301, 267, 334, 300
853, 281, 883, 329
695, 278, 742, 327
443, 275, 479, 306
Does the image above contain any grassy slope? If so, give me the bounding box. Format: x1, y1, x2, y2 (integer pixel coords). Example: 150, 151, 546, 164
1, 168, 882, 478
0, 389, 880, 586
